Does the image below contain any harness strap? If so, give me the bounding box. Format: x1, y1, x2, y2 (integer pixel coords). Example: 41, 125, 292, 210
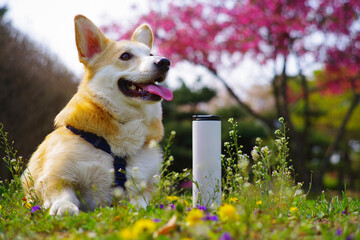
66, 125, 127, 189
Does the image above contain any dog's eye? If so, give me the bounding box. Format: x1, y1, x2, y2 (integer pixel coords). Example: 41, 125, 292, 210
120, 52, 132, 61
150, 53, 153, 56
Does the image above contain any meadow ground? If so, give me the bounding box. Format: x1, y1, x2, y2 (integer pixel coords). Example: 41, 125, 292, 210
0, 119, 359, 240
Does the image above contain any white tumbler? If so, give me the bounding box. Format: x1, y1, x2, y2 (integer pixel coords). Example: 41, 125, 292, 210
192, 115, 221, 208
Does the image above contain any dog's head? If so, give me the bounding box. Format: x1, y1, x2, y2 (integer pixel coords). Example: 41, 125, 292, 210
74, 15, 173, 106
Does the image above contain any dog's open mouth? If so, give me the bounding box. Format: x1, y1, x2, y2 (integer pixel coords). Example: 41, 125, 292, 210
118, 78, 173, 101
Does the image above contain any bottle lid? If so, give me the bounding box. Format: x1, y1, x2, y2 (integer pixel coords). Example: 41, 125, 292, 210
192, 115, 221, 121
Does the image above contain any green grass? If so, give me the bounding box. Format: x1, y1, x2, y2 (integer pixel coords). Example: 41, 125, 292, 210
1, 120, 359, 240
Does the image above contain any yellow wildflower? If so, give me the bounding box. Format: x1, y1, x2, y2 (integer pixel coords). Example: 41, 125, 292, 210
132, 219, 156, 237
229, 197, 238, 203
119, 227, 134, 240
289, 207, 298, 213
166, 196, 179, 202
183, 200, 189, 206
0, 205, 2, 211
25, 202, 32, 209
218, 203, 237, 222
256, 200, 262, 206
185, 209, 203, 226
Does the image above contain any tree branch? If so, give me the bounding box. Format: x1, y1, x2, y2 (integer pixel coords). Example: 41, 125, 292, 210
208, 68, 274, 130
279, 56, 293, 130
271, 56, 282, 118
297, 57, 311, 164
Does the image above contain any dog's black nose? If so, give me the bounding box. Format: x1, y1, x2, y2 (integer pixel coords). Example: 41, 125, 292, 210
154, 58, 171, 72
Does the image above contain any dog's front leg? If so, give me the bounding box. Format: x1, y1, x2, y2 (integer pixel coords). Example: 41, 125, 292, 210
126, 145, 162, 208
45, 188, 80, 216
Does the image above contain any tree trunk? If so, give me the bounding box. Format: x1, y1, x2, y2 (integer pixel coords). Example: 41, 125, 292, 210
315, 93, 360, 191
272, 75, 282, 118
277, 56, 310, 187
298, 69, 312, 187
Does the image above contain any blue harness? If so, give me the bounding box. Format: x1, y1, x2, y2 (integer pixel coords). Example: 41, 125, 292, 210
66, 125, 127, 190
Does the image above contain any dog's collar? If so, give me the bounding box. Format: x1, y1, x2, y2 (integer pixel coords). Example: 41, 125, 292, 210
66, 125, 127, 190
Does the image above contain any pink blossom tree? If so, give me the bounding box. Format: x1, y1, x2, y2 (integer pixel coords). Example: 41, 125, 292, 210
103, 0, 360, 190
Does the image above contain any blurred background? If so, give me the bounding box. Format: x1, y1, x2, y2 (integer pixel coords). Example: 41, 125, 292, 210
0, 0, 359, 194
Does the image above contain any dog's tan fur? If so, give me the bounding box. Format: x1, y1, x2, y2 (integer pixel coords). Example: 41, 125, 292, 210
21, 15, 170, 215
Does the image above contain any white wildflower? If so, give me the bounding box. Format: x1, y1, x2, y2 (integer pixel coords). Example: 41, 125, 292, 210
255, 137, 262, 145
244, 182, 251, 188
114, 187, 124, 198
261, 146, 270, 155
251, 149, 260, 161
239, 158, 249, 170
140, 181, 147, 190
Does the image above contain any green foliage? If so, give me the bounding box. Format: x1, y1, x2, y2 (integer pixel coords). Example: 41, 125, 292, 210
152, 130, 191, 198
290, 75, 360, 137
215, 106, 247, 120
216, 106, 269, 158
0, 121, 360, 239
289, 75, 360, 190
161, 115, 192, 172
0, 123, 24, 181
0, 123, 26, 207
172, 78, 216, 106
221, 118, 250, 198
222, 118, 302, 207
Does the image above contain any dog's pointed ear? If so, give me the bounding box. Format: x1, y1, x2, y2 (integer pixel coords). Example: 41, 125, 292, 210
131, 24, 154, 49
75, 15, 107, 64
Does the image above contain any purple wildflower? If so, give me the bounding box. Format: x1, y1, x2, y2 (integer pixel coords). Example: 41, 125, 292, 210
219, 232, 233, 240
156, 204, 164, 209
170, 204, 175, 210
202, 213, 219, 221
336, 229, 342, 236
346, 234, 354, 240
31, 205, 41, 213
197, 205, 207, 212
153, 219, 161, 223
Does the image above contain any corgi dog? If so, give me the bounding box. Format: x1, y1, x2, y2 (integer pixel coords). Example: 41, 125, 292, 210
21, 15, 173, 215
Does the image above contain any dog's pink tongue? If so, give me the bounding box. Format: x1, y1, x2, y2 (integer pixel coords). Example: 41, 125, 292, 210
140, 83, 173, 101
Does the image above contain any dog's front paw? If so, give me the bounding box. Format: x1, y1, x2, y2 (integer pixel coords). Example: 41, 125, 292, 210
49, 200, 79, 216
